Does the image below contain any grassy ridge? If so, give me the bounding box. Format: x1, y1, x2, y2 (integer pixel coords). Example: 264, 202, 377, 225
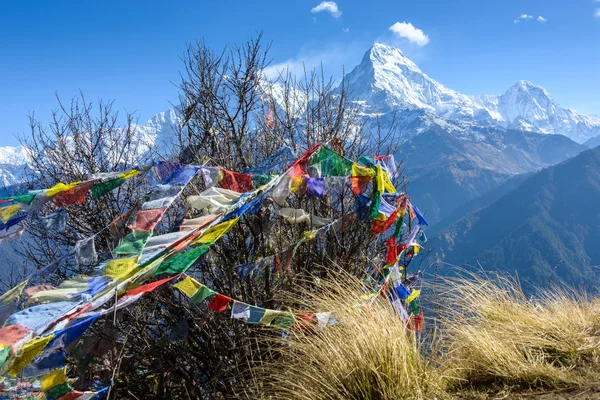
246, 275, 600, 399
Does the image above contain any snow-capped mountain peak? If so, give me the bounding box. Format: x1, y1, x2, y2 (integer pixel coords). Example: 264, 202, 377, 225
343, 43, 600, 143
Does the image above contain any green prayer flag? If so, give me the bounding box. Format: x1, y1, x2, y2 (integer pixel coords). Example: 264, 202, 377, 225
409, 298, 421, 315
154, 242, 213, 275
45, 382, 73, 399
252, 174, 272, 187
393, 215, 404, 238
0, 347, 10, 369
114, 230, 152, 255
308, 147, 352, 177
10, 193, 37, 205
190, 285, 216, 303
369, 194, 381, 219
272, 312, 296, 330
91, 177, 125, 199
358, 155, 375, 168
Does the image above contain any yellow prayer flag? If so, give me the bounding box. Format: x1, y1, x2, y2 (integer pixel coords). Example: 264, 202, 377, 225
46, 182, 81, 197
381, 170, 396, 194
173, 276, 202, 298
0, 204, 21, 223
405, 289, 421, 304
192, 218, 239, 245
352, 163, 375, 178
375, 165, 385, 194
301, 230, 318, 242
259, 309, 281, 325
290, 177, 304, 194
7, 334, 54, 377
119, 169, 142, 179
104, 257, 139, 280
412, 245, 421, 254
0, 280, 28, 305
41, 367, 67, 391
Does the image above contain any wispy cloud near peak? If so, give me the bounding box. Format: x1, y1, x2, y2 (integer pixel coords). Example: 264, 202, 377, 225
311, 1, 342, 19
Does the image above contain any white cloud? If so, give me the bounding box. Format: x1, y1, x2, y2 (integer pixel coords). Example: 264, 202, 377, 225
343, 27, 350, 33
311, 1, 341, 19
537, 16, 547, 23
595, 8, 600, 18
514, 14, 533, 23
388, 22, 429, 47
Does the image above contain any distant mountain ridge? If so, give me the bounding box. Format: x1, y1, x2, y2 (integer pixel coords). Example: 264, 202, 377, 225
431, 145, 600, 289
343, 43, 600, 144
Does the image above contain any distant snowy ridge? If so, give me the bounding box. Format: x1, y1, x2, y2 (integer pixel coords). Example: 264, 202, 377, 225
343, 43, 600, 143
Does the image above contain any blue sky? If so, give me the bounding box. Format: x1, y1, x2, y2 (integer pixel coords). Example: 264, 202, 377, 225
1, 0, 599, 146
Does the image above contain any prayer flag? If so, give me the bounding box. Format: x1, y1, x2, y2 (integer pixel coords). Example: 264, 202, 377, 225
174, 276, 202, 298
46, 182, 81, 197
247, 306, 266, 324
91, 177, 125, 199
219, 169, 252, 193
104, 257, 139, 280
7, 334, 54, 377
0, 280, 28, 305
305, 177, 324, 197
0, 204, 21, 223
192, 218, 239, 244
207, 294, 232, 312
231, 302, 251, 320
191, 285, 216, 303
53, 181, 94, 207
155, 242, 213, 275
259, 309, 281, 325
41, 367, 67, 391
114, 231, 151, 255
129, 208, 166, 232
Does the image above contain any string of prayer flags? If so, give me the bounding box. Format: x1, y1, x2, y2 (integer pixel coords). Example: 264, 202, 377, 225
219, 169, 252, 193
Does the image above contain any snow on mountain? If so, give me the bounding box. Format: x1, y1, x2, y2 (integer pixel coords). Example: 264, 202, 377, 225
0, 110, 181, 187
343, 43, 600, 143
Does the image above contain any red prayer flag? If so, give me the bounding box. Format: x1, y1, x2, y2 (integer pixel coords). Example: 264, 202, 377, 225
293, 312, 315, 332
53, 180, 95, 207
0, 324, 30, 346
287, 143, 321, 178
57, 391, 86, 400
219, 169, 252, 193
350, 176, 371, 195
372, 212, 398, 235
408, 312, 424, 333
129, 208, 166, 232
267, 108, 275, 129
124, 275, 180, 297
207, 293, 232, 312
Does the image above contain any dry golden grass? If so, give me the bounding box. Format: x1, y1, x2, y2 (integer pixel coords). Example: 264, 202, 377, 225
249, 275, 444, 400
439, 275, 600, 392
244, 274, 600, 399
